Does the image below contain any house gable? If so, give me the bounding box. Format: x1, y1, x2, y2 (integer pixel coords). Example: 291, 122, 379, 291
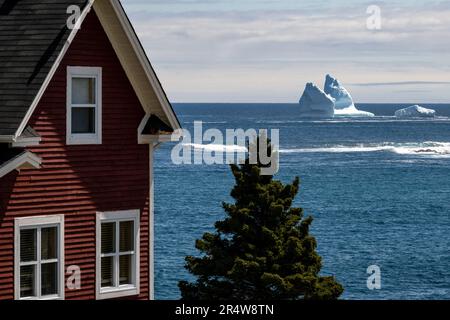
0, 0, 180, 143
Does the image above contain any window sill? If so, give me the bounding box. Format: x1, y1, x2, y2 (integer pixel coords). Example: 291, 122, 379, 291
67, 134, 101, 145
19, 295, 63, 301
97, 285, 139, 300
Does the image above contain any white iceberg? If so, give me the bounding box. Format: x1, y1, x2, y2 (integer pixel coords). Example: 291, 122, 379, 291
298, 82, 335, 118
323, 74, 374, 117
324, 74, 354, 109
395, 105, 436, 118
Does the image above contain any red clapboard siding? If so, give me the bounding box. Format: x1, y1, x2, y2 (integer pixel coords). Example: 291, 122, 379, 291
0, 11, 150, 300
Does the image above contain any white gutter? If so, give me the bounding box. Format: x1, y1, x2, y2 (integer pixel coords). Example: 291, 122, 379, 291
0, 135, 14, 143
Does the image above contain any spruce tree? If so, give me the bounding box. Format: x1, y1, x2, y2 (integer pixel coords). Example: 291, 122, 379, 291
179, 139, 344, 300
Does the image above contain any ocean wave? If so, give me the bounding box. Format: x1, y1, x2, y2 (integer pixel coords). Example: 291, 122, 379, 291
183, 143, 247, 153
200, 121, 228, 124
280, 142, 450, 157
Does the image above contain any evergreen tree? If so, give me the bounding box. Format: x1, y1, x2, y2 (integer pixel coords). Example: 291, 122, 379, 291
179, 139, 343, 300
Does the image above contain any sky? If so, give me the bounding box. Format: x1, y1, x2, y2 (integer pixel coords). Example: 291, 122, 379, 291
121, 0, 450, 103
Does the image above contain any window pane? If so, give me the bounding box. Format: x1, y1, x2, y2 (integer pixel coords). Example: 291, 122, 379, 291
41, 227, 57, 260
41, 263, 58, 296
101, 256, 114, 288
72, 77, 96, 104
20, 265, 36, 298
101, 222, 116, 254
119, 255, 132, 285
20, 229, 36, 262
72, 107, 95, 134
120, 221, 134, 252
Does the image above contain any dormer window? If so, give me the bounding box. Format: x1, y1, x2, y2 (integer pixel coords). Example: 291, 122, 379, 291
67, 67, 102, 145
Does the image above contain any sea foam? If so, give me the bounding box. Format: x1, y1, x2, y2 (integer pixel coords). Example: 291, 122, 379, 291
280, 142, 450, 157
184, 143, 247, 153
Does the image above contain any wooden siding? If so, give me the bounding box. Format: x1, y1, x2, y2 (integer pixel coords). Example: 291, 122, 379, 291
0, 11, 150, 300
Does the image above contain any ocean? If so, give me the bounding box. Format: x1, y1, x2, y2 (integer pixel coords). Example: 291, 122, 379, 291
154, 103, 450, 300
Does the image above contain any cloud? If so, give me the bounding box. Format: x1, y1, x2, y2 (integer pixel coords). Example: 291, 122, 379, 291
351, 81, 450, 87
122, 1, 450, 102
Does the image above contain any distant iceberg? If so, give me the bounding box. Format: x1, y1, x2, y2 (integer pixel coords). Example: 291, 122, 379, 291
298, 83, 335, 118
324, 74, 374, 117
395, 105, 436, 118
324, 74, 354, 109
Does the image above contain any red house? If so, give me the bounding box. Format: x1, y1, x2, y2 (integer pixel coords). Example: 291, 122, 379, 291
0, 0, 180, 300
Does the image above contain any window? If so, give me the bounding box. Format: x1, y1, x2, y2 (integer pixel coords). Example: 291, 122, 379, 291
96, 210, 140, 300
67, 66, 102, 145
14, 215, 64, 300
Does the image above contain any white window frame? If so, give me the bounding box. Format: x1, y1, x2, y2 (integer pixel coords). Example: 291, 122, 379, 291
96, 210, 140, 300
14, 215, 65, 301
67, 66, 102, 145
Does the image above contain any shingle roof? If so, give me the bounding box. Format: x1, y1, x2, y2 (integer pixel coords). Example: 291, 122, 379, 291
0, 0, 88, 137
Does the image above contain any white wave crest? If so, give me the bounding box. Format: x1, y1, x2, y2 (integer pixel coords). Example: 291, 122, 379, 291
280, 142, 450, 157
184, 143, 247, 153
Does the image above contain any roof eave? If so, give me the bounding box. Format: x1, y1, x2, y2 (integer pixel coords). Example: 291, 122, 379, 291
0, 135, 14, 143
0, 151, 42, 179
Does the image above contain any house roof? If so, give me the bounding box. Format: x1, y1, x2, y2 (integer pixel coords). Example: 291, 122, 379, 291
0, 0, 89, 138
0, 144, 42, 178
0, 0, 180, 142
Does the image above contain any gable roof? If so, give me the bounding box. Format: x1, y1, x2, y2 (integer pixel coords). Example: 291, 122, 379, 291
142, 115, 173, 135
0, 0, 180, 142
0, 144, 42, 178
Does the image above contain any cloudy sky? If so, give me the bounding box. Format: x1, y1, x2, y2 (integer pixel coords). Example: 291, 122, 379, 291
121, 0, 450, 103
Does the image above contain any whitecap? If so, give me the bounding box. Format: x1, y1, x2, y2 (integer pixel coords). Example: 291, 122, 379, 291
184, 143, 247, 153
280, 142, 450, 158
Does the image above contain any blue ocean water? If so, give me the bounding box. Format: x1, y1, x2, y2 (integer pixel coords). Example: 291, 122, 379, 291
154, 103, 450, 300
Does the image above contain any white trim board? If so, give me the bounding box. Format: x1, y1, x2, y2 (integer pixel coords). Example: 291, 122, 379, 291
148, 144, 155, 300
12, 137, 42, 148
0, 135, 15, 143
0, 151, 42, 179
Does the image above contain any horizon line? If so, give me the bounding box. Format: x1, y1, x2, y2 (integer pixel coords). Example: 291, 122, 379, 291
171, 101, 450, 105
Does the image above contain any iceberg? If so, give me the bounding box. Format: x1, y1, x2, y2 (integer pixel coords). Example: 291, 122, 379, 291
324, 74, 354, 109
298, 83, 335, 118
323, 74, 374, 117
395, 105, 436, 118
